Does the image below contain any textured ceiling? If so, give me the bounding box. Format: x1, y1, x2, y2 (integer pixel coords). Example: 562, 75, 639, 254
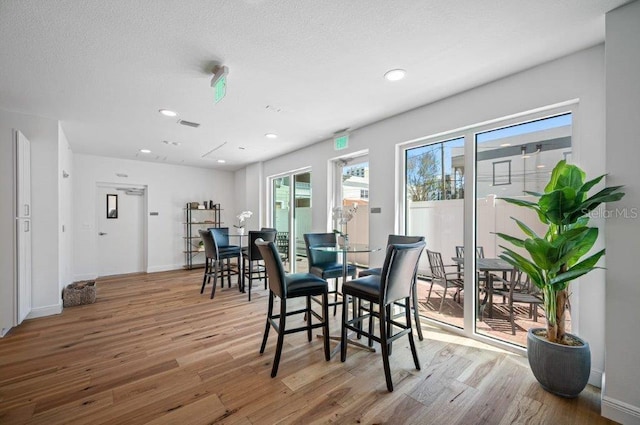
0, 0, 631, 170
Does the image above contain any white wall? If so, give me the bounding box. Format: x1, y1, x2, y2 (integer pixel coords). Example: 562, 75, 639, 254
250, 45, 608, 385
603, 2, 640, 424
0, 108, 61, 333
73, 154, 237, 278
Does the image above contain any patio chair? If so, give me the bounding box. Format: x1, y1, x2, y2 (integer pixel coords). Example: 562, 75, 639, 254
426, 249, 464, 312
492, 268, 544, 335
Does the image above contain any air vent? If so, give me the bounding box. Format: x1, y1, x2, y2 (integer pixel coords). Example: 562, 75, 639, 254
178, 119, 200, 128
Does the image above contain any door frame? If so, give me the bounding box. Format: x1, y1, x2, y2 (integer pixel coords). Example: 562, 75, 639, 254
95, 182, 148, 276
267, 167, 311, 272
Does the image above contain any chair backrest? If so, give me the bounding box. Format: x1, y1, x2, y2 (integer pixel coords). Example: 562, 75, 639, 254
426, 249, 446, 280
380, 241, 426, 304
210, 227, 230, 248
387, 234, 425, 246
304, 233, 337, 266
248, 230, 276, 260
198, 229, 217, 258
275, 232, 290, 258
454, 245, 484, 258
255, 239, 287, 298
261, 227, 277, 232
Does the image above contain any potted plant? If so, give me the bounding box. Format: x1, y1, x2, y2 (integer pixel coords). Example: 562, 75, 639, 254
234, 210, 253, 235
496, 160, 624, 397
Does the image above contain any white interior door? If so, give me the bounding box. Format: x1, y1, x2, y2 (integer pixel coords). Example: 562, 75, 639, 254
96, 186, 145, 276
15, 130, 31, 324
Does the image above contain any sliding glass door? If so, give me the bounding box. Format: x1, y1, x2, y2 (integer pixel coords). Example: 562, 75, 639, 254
271, 170, 311, 272
402, 104, 575, 348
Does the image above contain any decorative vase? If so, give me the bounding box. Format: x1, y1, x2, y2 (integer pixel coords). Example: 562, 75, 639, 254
237, 227, 245, 236
527, 328, 591, 398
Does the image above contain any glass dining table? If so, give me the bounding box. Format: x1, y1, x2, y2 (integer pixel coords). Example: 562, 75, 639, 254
311, 243, 382, 357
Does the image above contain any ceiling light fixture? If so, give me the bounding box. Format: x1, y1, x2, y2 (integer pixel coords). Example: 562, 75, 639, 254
217, 159, 226, 163
500, 143, 511, 147
159, 109, 177, 117
265, 133, 278, 139
384, 69, 406, 81
140, 149, 151, 153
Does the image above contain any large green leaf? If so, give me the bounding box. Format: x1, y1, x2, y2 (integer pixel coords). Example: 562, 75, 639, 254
498, 251, 544, 289
523, 238, 557, 271
539, 188, 578, 224
512, 218, 540, 239
495, 232, 525, 248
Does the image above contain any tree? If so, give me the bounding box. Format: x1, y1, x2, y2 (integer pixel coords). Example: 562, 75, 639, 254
406, 149, 440, 201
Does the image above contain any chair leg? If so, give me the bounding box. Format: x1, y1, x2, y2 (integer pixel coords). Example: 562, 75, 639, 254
340, 293, 349, 362
412, 282, 424, 341
248, 263, 253, 302
271, 298, 287, 378
426, 280, 434, 307
333, 278, 339, 316
368, 301, 374, 348
322, 292, 330, 361
509, 299, 516, 335
387, 304, 393, 356
210, 260, 219, 299
201, 258, 208, 294
379, 304, 393, 392
260, 292, 274, 354
439, 283, 447, 312
306, 296, 312, 342
405, 297, 421, 371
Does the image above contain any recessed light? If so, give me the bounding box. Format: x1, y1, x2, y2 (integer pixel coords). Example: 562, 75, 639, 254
159, 109, 177, 117
500, 143, 511, 147
217, 159, 226, 163
265, 133, 278, 139
522, 155, 531, 159
140, 149, 151, 153
384, 69, 406, 81
537, 164, 546, 168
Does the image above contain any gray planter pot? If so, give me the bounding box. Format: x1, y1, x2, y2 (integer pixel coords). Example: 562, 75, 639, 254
527, 328, 591, 398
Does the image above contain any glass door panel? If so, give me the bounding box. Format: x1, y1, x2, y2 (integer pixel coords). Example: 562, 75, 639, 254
340, 161, 369, 267
406, 137, 464, 329
293, 172, 312, 272
474, 113, 572, 346
272, 176, 291, 271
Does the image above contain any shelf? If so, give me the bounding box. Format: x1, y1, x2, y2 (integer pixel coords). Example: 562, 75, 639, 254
184, 202, 222, 269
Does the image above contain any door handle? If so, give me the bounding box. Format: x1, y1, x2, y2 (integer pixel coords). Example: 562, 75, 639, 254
99, 232, 107, 236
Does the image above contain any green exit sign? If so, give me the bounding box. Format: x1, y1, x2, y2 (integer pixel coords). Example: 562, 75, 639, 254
214, 75, 226, 103
334, 134, 349, 150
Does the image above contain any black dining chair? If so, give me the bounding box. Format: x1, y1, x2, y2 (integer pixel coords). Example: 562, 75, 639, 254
341, 240, 426, 392
358, 234, 426, 341
242, 229, 276, 301
492, 268, 544, 334
304, 233, 357, 315
199, 228, 242, 298
255, 238, 331, 377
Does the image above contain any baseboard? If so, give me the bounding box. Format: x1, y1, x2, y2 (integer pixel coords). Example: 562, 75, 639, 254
74, 273, 98, 281
589, 368, 603, 388
602, 396, 640, 425
27, 303, 63, 319
147, 264, 183, 273
1, 327, 12, 337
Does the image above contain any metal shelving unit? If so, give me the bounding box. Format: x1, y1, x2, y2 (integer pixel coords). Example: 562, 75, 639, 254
184, 203, 222, 269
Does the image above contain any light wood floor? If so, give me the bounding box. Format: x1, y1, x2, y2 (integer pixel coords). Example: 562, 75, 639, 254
0, 269, 616, 425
